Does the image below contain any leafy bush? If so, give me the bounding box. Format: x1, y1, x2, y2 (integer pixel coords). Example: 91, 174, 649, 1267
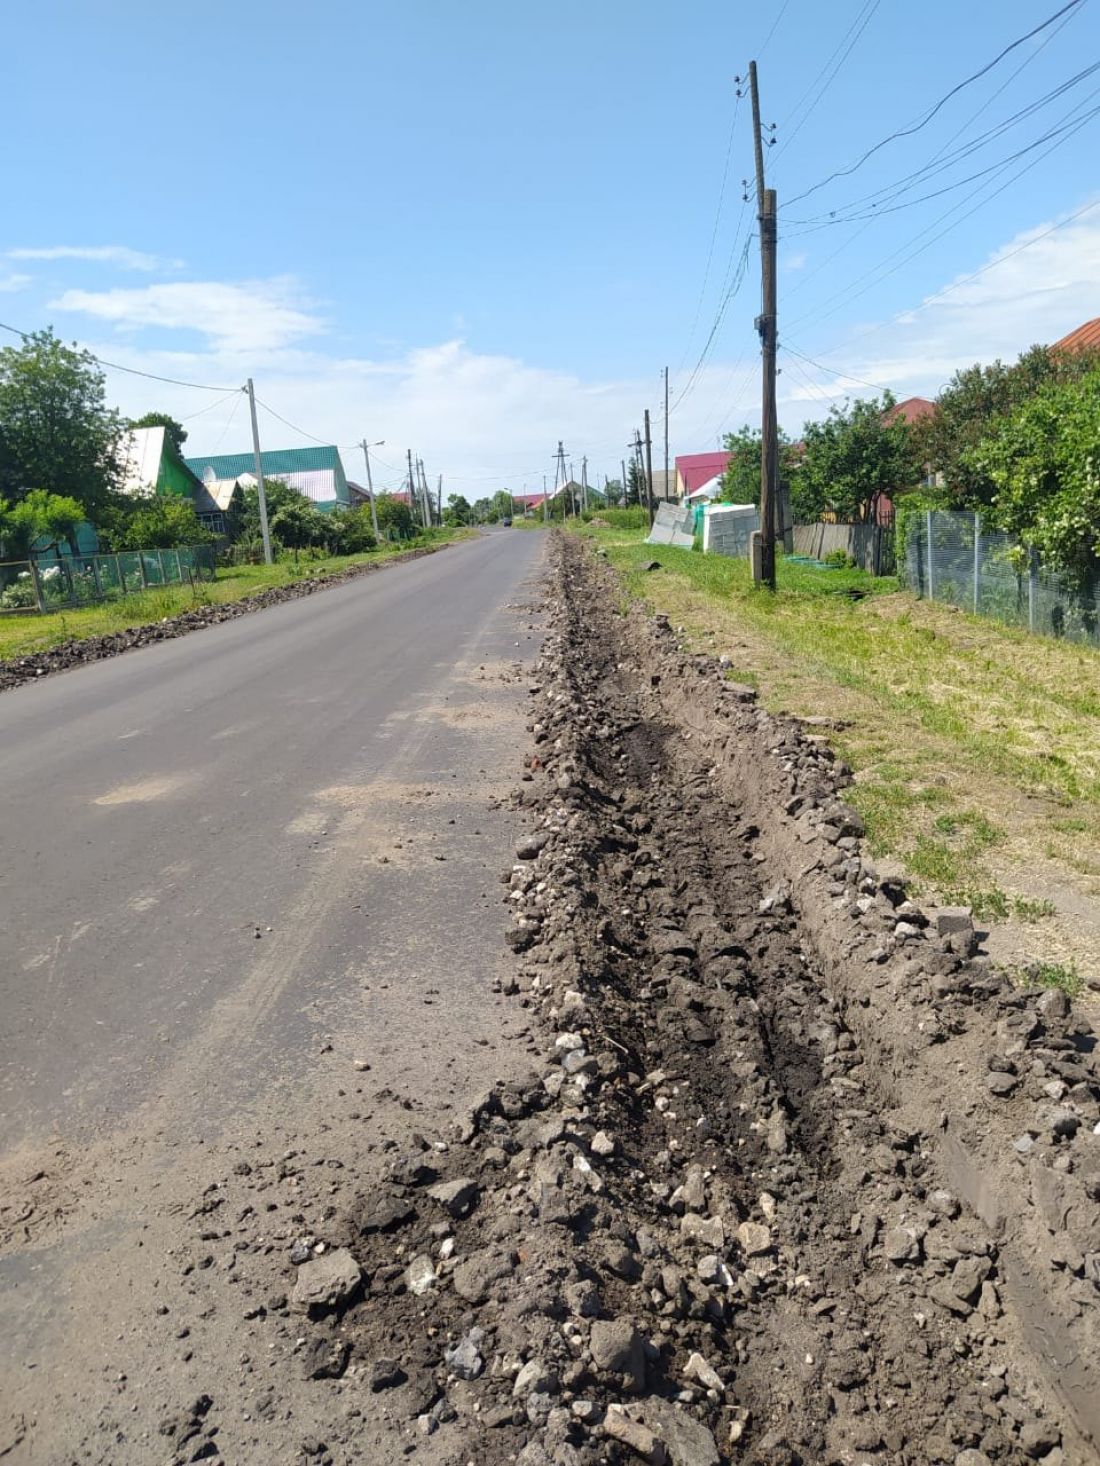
596, 506, 649, 530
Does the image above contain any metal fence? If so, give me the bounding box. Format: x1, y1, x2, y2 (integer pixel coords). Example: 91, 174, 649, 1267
904, 510, 1100, 645
0, 545, 217, 615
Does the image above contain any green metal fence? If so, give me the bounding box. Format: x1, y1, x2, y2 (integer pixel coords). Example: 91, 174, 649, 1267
0, 545, 217, 615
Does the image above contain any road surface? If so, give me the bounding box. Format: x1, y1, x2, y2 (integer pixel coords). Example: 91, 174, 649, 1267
0, 529, 545, 1463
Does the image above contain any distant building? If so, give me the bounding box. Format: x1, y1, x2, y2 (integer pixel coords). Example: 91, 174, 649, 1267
184, 445, 351, 513
1051, 317, 1100, 354
674, 451, 733, 500
120, 426, 226, 534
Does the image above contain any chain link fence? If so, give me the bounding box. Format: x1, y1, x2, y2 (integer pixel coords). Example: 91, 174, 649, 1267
0, 545, 216, 615
904, 510, 1099, 645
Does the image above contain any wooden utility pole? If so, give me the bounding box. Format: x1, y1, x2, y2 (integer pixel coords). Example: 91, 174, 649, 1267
581, 455, 588, 513
621, 457, 628, 509
406, 449, 418, 525
643, 410, 655, 526
556, 441, 570, 518
749, 60, 778, 590
662, 363, 671, 507
542, 473, 548, 522
437, 474, 443, 524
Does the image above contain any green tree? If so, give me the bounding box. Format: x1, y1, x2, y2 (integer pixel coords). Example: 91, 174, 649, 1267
101, 496, 212, 551
443, 493, 472, 526
0, 328, 125, 521
799, 393, 919, 522
0, 490, 82, 557
965, 366, 1100, 580
130, 411, 188, 457
916, 343, 1100, 505
375, 493, 416, 540
328, 504, 377, 553
718, 424, 800, 507
626, 460, 645, 506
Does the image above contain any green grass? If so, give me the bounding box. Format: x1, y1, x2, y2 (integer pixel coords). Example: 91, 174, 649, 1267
1012, 961, 1083, 997
0, 529, 470, 661
573, 521, 1100, 961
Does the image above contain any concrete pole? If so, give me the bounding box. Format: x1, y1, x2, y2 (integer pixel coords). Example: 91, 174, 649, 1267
246, 379, 273, 565
361, 440, 381, 541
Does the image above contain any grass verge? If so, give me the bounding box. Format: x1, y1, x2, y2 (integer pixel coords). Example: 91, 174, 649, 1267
0, 529, 472, 662
575, 521, 1100, 984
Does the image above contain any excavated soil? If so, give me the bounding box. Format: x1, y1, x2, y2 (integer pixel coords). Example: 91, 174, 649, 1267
8, 533, 1099, 1466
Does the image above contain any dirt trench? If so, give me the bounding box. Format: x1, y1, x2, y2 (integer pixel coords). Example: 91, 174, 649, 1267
21, 533, 1098, 1466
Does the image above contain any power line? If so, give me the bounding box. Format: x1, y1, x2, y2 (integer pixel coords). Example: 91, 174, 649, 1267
675, 92, 745, 375
0, 318, 239, 391
784, 99, 1100, 335
254, 396, 338, 446
670, 235, 754, 416
782, 342, 893, 393
782, 17, 1081, 305
756, 0, 793, 58
773, 0, 881, 164
807, 195, 1100, 363
783, 71, 1100, 228
785, 0, 1087, 207
179, 388, 244, 423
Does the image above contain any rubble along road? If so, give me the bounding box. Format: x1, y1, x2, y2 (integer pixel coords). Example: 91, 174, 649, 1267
3, 528, 1098, 1466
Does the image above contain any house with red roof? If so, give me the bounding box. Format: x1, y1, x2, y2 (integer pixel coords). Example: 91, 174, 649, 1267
1052, 316, 1100, 354
674, 451, 733, 500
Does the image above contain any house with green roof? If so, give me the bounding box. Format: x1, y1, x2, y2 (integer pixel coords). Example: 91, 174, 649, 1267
184, 445, 350, 513
120, 426, 227, 534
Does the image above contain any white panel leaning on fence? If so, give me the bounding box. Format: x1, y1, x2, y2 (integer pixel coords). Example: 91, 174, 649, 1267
905, 510, 1100, 645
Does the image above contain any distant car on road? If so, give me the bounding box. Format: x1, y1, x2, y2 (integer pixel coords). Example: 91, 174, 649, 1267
500, 517, 512, 527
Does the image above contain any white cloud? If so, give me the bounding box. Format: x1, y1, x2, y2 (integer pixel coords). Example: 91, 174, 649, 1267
48, 278, 324, 355
0, 272, 31, 292
46, 199, 1100, 489
780, 198, 1100, 418
8, 244, 180, 272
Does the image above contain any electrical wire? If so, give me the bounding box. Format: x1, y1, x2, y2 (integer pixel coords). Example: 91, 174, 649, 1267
179, 388, 243, 422
254, 396, 339, 446
782, 342, 893, 393
785, 0, 1087, 207
784, 98, 1100, 334
782, 17, 1082, 305
806, 195, 1100, 364
0, 318, 240, 391
782, 72, 1100, 228
757, 0, 793, 59
670, 235, 754, 416
773, 0, 882, 164
675, 93, 745, 375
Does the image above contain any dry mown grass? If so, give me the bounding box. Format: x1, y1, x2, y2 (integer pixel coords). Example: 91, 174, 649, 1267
577, 523, 1100, 988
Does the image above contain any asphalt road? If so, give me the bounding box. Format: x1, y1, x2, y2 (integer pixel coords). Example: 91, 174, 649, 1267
0, 529, 544, 1156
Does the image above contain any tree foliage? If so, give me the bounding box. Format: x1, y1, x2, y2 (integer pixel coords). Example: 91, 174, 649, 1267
443, 493, 472, 526
131, 410, 188, 457
0, 328, 125, 520
101, 495, 213, 551
375, 493, 416, 540
964, 366, 1100, 580
798, 393, 919, 522
718, 425, 802, 508
0, 489, 85, 558
916, 344, 1100, 506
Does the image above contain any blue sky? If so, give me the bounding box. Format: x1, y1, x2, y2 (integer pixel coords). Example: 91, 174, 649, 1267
2, 0, 1098, 491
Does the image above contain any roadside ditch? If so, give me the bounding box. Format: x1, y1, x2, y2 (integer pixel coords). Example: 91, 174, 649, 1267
159, 531, 1099, 1465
